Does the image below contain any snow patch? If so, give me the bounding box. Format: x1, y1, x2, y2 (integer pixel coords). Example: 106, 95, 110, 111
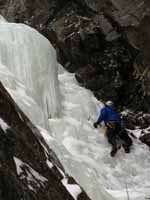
62, 178, 82, 200
0, 118, 9, 132
37, 126, 54, 141
14, 157, 48, 192
46, 160, 53, 169
56, 166, 66, 178
14, 157, 23, 175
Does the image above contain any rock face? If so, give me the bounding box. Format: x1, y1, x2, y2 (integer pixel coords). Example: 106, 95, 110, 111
43, 0, 149, 112
1, 0, 150, 113
0, 81, 90, 200
140, 131, 150, 149
0, 0, 68, 28
122, 110, 150, 129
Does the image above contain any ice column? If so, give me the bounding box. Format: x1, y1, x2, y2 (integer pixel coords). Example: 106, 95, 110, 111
0, 20, 61, 119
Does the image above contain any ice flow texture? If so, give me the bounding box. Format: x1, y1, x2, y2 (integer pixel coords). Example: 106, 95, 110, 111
0, 20, 61, 122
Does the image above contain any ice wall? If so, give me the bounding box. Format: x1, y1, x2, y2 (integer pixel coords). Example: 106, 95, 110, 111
48, 69, 150, 200
48, 70, 118, 200
0, 19, 61, 123
0, 62, 47, 128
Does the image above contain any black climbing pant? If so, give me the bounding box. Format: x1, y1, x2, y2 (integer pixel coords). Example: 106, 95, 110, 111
106, 121, 132, 152
119, 128, 133, 151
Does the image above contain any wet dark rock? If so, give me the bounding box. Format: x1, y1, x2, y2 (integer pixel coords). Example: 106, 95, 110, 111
122, 110, 150, 130
41, 2, 145, 111
0, 82, 90, 200
75, 64, 97, 86
139, 132, 150, 149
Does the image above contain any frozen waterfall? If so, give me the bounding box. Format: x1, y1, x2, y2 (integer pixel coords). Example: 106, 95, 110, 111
0, 18, 61, 125
0, 16, 150, 200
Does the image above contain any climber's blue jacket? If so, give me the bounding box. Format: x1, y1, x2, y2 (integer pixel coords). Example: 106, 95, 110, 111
97, 105, 121, 125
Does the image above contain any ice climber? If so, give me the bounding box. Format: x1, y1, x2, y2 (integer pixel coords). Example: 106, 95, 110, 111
93, 100, 132, 157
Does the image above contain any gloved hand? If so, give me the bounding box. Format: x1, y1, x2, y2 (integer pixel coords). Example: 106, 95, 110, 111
93, 122, 99, 128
